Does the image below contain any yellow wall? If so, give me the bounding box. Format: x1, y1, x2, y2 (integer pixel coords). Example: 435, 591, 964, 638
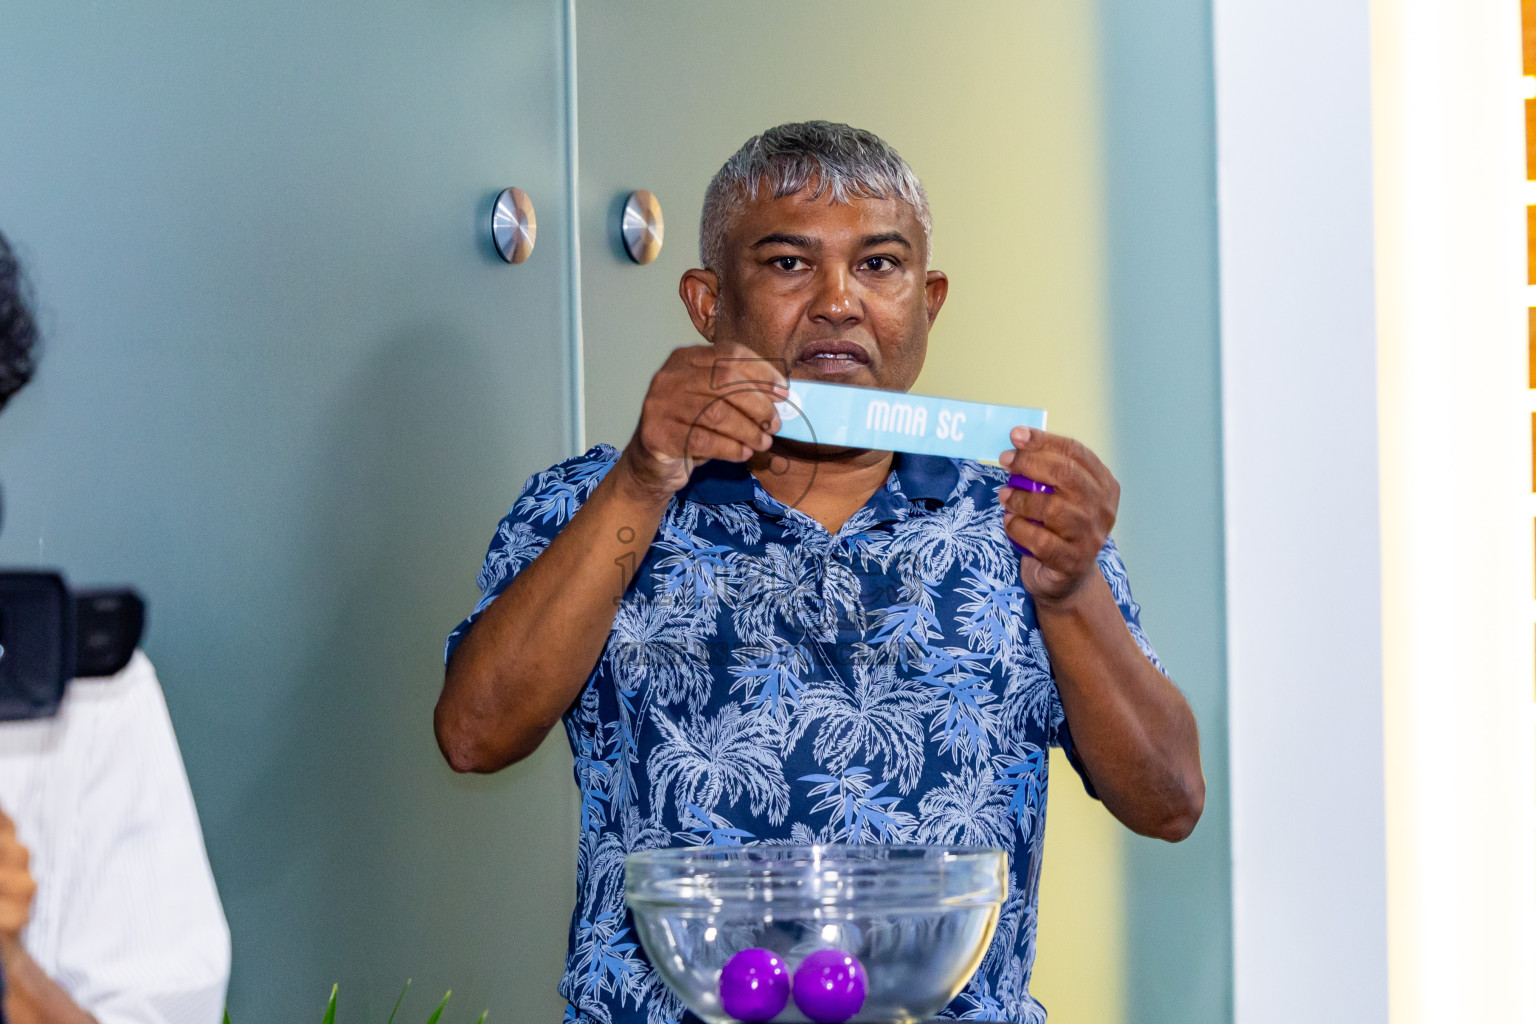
893, 10, 1127, 1022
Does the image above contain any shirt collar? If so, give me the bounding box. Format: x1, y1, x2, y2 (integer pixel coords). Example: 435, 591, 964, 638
677, 459, 758, 506
677, 453, 958, 509
891, 451, 960, 504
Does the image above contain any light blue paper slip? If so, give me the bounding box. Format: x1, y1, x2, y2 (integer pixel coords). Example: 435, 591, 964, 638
772, 380, 1047, 462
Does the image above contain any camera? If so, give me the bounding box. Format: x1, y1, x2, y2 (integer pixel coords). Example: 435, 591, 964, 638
0, 572, 144, 722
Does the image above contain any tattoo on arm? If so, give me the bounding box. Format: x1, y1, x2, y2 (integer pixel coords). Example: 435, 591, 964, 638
613, 526, 638, 605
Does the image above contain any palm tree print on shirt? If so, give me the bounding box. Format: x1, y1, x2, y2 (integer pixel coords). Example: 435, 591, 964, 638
446, 445, 1166, 1024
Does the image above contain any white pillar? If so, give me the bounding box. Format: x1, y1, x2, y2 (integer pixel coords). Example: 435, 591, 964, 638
1213, 1, 1390, 1020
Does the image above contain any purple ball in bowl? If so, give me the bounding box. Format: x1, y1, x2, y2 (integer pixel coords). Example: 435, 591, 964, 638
791, 949, 867, 1024
719, 948, 789, 1022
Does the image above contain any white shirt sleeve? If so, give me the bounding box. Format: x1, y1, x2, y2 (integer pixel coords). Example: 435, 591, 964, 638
22, 652, 232, 1024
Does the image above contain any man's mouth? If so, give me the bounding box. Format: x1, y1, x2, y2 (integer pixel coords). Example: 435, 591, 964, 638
795, 341, 871, 375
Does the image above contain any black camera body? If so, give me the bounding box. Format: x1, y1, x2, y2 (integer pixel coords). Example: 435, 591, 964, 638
0, 572, 144, 721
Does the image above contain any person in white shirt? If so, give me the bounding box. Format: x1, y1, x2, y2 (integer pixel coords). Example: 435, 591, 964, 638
0, 654, 231, 1024
0, 231, 231, 1024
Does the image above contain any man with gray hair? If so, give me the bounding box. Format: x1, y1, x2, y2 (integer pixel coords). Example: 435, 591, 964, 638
436, 121, 1203, 1024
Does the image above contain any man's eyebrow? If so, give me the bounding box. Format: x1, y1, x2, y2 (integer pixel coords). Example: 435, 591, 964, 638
860, 232, 912, 250
750, 233, 819, 250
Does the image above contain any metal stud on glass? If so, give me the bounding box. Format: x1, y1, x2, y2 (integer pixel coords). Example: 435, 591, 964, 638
621, 189, 664, 264
491, 187, 536, 264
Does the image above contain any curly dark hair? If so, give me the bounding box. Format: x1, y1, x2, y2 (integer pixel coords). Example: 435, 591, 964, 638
0, 230, 38, 413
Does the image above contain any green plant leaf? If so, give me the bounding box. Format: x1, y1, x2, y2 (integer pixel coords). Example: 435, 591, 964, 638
321, 984, 337, 1024
387, 980, 412, 1024
472, 1011, 488, 1024
424, 991, 450, 1024
224, 1011, 233, 1024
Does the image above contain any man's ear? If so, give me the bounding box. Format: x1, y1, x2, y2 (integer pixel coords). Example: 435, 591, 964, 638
679, 269, 721, 341
924, 270, 949, 326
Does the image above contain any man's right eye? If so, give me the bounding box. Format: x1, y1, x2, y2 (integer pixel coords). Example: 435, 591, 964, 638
770, 256, 805, 271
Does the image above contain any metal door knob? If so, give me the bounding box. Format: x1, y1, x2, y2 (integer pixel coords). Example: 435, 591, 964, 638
491, 187, 536, 263
622, 190, 664, 264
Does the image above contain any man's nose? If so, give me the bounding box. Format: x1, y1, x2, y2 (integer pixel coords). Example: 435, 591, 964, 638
808, 267, 862, 326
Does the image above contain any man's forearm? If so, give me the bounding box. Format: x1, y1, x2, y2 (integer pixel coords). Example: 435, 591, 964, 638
435, 453, 673, 773
1, 939, 95, 1024
1035, 574, 1205, 841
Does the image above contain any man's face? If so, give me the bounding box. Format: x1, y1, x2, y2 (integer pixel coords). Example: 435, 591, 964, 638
682, 186, 947, 392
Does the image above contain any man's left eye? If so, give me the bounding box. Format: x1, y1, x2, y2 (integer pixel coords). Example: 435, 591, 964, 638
863, 256, 896, 271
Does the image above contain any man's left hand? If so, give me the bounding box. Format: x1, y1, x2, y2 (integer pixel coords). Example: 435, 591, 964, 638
998, 426, 1121, 605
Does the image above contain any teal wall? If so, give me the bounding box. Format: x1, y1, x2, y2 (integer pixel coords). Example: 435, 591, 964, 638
0, 2, 1227, 1022
0, 2, 577, 1021
1097, 0, 1232, 1020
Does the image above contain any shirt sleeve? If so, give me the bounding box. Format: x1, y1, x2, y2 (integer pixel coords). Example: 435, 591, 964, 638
1051, 536, 1167, 801
50, 652, 231, 1024
443, 445, 621, 665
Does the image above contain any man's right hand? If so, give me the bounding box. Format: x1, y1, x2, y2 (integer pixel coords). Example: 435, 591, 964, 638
622, 343, 786, 497
436, 343, 788, 772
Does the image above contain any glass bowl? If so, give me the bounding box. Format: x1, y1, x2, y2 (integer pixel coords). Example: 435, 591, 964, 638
625, 845, 1007, 1024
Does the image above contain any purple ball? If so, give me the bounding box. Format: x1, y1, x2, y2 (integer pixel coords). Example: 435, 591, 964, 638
719, 948, 789, 1022
791, 949, 867, 1024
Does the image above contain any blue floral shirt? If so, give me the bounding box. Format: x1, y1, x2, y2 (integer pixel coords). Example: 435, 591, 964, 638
446, 445, 1163, 1024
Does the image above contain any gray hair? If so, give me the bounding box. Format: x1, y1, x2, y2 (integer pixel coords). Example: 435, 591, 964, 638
699, 121, 932, 274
